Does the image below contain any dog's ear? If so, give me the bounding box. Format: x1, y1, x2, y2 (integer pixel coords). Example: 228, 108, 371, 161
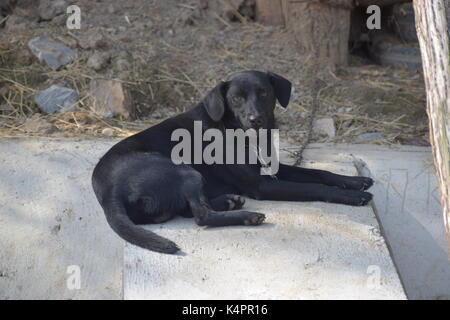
202, 81, 228, 122
267, 72, 292, 108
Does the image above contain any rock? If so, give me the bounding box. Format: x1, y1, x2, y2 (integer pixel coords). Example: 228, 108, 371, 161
101, 128, 115, 137
107, 4, 116, 14
50, 13, 68, 26
115, 58, 130, 71
89, 79, 134, 119
337, 107, 352, 113
135, 20, 153, 30
5, 14, 36, 31
28, 35, 77, 70
16, 48, 34, 66
394, 134, 430, 146
353, 132, 384, 143
74, 127, 84, 134
58, 35, 78, 49
38, 0, 68, 21
22, 114, 58, 134
313, 118, 335, 139
9, 0, 40, 19
34, 85, 79, 114
79, 30, 107, 50
87, 51, 111, 71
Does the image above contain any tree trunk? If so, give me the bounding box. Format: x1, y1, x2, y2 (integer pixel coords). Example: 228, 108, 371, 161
282, 0, 353, 66
354, 0, 410, 7
413, 0, 450, 255
255, 0, 285, 26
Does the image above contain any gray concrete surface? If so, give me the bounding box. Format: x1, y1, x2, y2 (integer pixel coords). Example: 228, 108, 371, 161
0, 138, 418, 299
0, 138, 122, 299
124, 144, 405, 300
296, 144, 450, 300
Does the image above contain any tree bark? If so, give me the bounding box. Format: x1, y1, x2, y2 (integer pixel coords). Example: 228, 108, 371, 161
256, 0, 285, 26
282, 0, 353, 66
354, 0, 410, 7
413, 0, 450, 255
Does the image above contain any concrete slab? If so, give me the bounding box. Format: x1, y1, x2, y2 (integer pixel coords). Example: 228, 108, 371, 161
124, 145, 405, 300
296, 144, 450, 300
0, 138, 122, 299
0, 138, 406, 300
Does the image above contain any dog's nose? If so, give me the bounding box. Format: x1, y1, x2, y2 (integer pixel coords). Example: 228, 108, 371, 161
249, 115, 263, 128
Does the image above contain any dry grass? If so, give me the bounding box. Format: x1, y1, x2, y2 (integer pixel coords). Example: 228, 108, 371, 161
0, 1, 428, 146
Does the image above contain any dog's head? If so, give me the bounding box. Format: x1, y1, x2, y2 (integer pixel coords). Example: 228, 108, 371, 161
202, 71, 292, 130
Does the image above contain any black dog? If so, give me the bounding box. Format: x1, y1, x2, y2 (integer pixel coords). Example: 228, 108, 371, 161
92, 71, 373, 254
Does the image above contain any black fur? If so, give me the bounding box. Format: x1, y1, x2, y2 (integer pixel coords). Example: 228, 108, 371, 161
92, 70, 373, 254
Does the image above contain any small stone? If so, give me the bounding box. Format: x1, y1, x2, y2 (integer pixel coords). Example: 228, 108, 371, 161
50, 13, 67, 26
353, 132, 384, 143
34, 85, 79, 114
115, 58, 130, 71
38, 0, 68, 21
16, 49, 34, 66
22, 114, 58, 134
89, 79, 134, 119
28, 35, 77, 70
5, 14, 34, 32
135, 20, 153, 30
50, 224, 61, 235
79, 31, 107, 50
313, 118, 335, 139
87, 51, 111, 71
337, 107, 352, 113
107, 4, 116, 14
101, 128, 115, 137
299, 112, 308, 118
59, 36, 78, 49
11, 0, 40, 19
74, 127, 84, 134
395, 134, 430, 146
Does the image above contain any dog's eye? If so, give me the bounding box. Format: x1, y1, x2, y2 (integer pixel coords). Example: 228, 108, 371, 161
259, 90, 267, 97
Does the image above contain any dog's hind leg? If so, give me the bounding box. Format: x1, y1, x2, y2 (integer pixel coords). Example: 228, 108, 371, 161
191, 200, 265, 227
180, 171, 264, 226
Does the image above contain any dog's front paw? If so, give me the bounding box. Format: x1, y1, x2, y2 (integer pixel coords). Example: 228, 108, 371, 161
349, 191, 373, 206
341, 176, 374, 191
328, 189, 373, 206
243, 212, 265, 225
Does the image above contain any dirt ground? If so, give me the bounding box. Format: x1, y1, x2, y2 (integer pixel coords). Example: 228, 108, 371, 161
0, 0, 429, 146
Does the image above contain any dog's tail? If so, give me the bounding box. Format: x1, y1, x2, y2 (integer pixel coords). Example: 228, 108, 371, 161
103, 200, 180, 254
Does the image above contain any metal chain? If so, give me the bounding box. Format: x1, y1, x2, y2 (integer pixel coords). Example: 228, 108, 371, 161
293, 78, 324, 167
